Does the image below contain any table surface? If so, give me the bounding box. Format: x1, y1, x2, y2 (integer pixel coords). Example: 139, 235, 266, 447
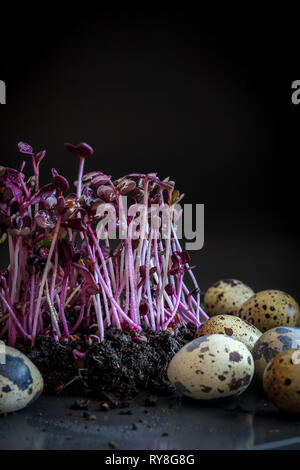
1, 381, 300, 450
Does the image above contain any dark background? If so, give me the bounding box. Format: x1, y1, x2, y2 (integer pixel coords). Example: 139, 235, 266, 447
0, 7, 299, 299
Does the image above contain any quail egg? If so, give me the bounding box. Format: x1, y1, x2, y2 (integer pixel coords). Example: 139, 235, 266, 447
204, 279, 254, 317
252, 326, 300, 380
237, 290, 300, 332
263, 349, 300, 414
167, 334, 254, 400
195, 314, 262, 352
0, 346, 44, 414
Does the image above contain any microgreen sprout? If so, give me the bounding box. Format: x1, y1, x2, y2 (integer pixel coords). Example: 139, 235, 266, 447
0, 142, 208, 347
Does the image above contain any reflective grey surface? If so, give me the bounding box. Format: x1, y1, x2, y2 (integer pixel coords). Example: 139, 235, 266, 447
1, 381, 300, 450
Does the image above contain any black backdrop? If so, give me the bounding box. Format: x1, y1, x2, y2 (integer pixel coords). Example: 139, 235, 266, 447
0, 7, 299, 299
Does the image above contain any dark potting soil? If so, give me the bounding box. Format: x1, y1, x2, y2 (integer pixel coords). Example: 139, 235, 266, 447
25, 324, 196, 408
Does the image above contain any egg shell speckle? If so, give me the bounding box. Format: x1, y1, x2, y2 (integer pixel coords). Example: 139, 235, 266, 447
204, 279, 254, 317
167, 334, 254, 400
195, 314, 262, 352
236, 290, 300, 332
0, 346, 44, 414
263, 349, 300, 414
252, 326, 300, 380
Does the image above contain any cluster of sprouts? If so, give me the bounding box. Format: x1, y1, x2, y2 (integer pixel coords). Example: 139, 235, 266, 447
0, 142, 208, 347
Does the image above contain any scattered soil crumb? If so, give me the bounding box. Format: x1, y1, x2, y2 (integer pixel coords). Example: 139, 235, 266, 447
145, 395, 158, 406
83, 411, 96, 421
119, 410, 133, 415
70, 399, 90, 410
98, 401, 110, 411
108, 440, 118, 449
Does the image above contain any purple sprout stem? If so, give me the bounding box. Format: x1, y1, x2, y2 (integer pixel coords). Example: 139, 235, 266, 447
76, 156, 85, 199
45, 279, 61, 338
171, 224, 204, 321
178, 301, 202, 327
135, 178, 149, 277
59, 262, 71, 338
70, 289, 86, 334
50, 249, 58, 304
0, 292, 31, 340
145, 232, 156, 331
84, 232, 140, 332
92, 294, 104, 341
163, 273, 184, 329
28, 274, 35, 332
124, 270, 130, 315
32, 216, 62, 346
126, 237, 139, 326
87, 225, 119, 325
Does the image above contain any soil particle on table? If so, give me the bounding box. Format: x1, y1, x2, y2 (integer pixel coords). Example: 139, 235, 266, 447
25, 323, 196, 408
70, 398, 90, 410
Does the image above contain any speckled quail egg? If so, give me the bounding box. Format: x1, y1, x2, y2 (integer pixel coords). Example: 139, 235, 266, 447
237, 290, 300, 332
263, 349, 300, 414
167, 334, 254, 400
252, 326, 300, 381
0, 346, 44, 414
195, 314, 262, 352
204, 279, 254, 317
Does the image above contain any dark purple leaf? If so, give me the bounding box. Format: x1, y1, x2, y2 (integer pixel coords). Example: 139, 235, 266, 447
93, 175, 111, 186
101, 245, 113, 259
1, 187, 13, 203
0, 167, 22, 185
76, 142, 94, 158
28, 183, 56, 206
51, 168, 69, 192
139, 265, 146, 279
57, 195, 66, 214
35, 210, 57, 229
64, 143, 77, 155
59, 239, 75, 263
171, 252, 180, 265
67, 218, 87, 232
97, 185, 115, 202
117, 178, 136, 195
150, 267, 157, 277
165, 283, 175, 296
73, 262, 99, 295
64, 142, 94, 158
55, 175, 69, 192
0, 212, 11, 229
178, 251, 191, 265
112, 241, 124, 257
18, 142, 33, 155
82, 187, 99, 207
168, 266, 180, 276
38, 246, 49, 260
46, 195, 57, 209
22, 215, 32, 228
5, 183, 23, 204
139, 300, 149, 316
36, 150, 46, 165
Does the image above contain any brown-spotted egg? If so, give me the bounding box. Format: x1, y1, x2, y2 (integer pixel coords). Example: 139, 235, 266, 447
252, 326, 300, 380
0, 346, 44, 414
237, 290, 300, 332
195, 314, 262, 352
167, 334, 254, 400
263, 349, 300, 414
204, 279, 254, 317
